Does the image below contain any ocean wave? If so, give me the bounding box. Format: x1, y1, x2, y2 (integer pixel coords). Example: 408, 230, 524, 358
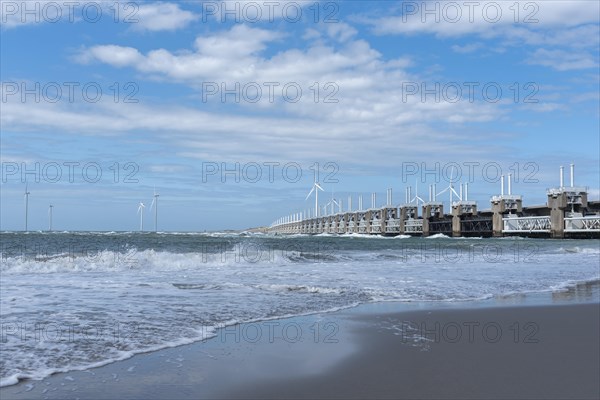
251, 283, 348, 295
426, 233, 451, 239
559, 246, 600, 254
0, 247, 348, 274
343, 233, 403, 239
0, 326, 217, 388
549, 277, 600, 292
171, 282, 246, 290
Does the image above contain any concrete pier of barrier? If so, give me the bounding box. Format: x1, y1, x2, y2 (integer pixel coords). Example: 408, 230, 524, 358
268, 166, 599, 238
270, 198, 600, 238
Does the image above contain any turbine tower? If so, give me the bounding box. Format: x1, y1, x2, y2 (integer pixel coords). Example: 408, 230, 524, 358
24, 184, 30, 232
150, 188, 159, 232
305, 179, 324, 217
137, 202, 145, 231
48, 205, 53, 231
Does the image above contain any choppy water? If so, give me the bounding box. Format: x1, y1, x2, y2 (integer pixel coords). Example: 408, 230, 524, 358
1, 231, 599, 386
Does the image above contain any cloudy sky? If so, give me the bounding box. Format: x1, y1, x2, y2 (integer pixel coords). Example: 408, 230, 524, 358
1, 0, 599, 231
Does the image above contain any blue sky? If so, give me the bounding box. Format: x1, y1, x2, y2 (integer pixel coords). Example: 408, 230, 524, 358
1, 0, 599, 231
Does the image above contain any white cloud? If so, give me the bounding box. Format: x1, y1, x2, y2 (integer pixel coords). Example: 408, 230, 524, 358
75, 45, 143, 67
77, 25, 282, 80
571, 92, 600, 103
0, 1, 197, 31
4, 21, 558, 171
370, 1, 599, 37
133, 2, 198, 32
327, 22, 358, 42
522, 102, 564, 113
364, 0, 599, 71
193, 24, 281, 57
75, 25, 391, 99
0, 91, 502, 168
451, 43, 483, 54
499, 24, 600, 49
302, 28, 321, 41
73, 23, 507, 133
526, 49, 599, 71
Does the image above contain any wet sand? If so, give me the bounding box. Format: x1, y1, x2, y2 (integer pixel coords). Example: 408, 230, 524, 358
231, 302, 600, 399
2, 298, 599, 399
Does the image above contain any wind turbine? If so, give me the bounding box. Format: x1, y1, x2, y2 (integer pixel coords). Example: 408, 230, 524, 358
48, 205, 53, 231
437, 166, 461, 208
305, 180, 324, 217
24, 184, 30, 232
408, 180, 425, 206
325, 186, 341, 215
326, 197, 340, 215
150, 188, 159, 232
137, 202, 145, 231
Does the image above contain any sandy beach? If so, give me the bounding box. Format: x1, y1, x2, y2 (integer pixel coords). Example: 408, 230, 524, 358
2, 289, 598, 400
233, 301, 600, 399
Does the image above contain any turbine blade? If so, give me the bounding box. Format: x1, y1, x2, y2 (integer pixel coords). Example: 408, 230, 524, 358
305, 187, 315, 200
315, 183, 324, 191
437, 187, 450, 196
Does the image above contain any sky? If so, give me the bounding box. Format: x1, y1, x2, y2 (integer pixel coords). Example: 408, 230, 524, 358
1, 0, 599, 231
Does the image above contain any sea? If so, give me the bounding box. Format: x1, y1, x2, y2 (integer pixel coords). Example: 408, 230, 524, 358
1, 231, 599, 387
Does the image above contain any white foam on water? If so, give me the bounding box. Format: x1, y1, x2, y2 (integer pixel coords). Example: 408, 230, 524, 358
0, 325, 219, 388
343, 233, 398, 239
0, 248, 313, 275
426, 233, 451, 239
1, 233, 599, 388
0, 375, 19, 387
549, 277, 600, 292
252, 284, 347, 295
559, 246, 600, 254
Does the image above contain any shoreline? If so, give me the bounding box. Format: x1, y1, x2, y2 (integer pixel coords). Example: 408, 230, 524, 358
1, 284, 599, 399
233, 301, 600, 400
